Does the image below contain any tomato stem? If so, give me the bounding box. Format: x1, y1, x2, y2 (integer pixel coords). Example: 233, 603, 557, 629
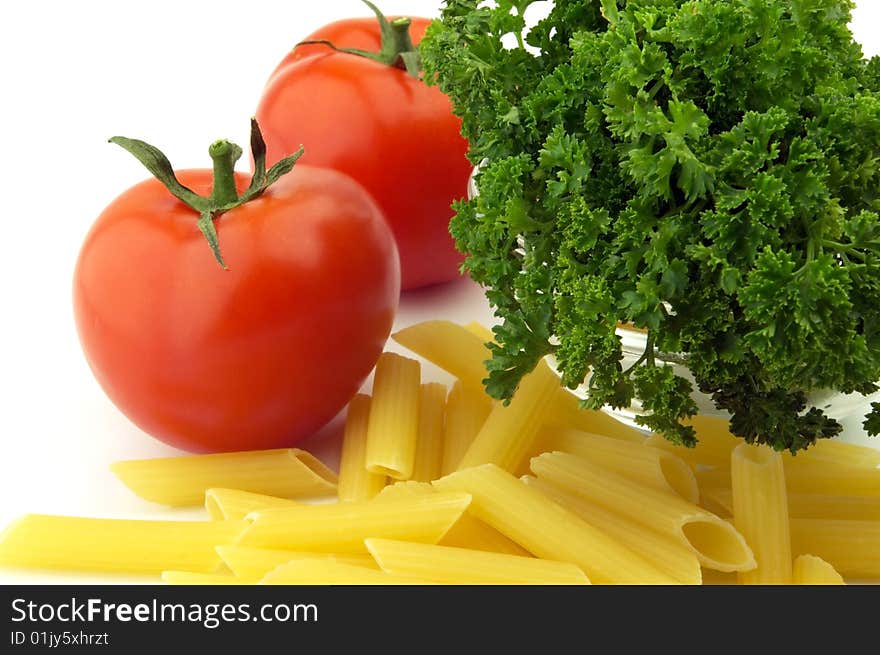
209, 140, 243, 206
110, 120, 304, 270
296, 1, 423, 78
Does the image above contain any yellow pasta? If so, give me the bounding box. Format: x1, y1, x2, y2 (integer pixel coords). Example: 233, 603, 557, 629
260, 559, 434, 585
205, 488, 299, 521
365, 538, 590, 585
238, 492, 471, 552
411, 383, 447, 482
111, 448, 337, 506
375, 481, 530, 556
464, 321, 495, 343
530, 452, 755, 573
433, 464, 676, 584
392, 320, 491, 394
731, 444, 792, 585
0, 515, 245, 574
522, 476, 702, 585
216, 545, 375, 580
790, 519, 880, 578
700, 488, 880, 521
792, 554, 846, 585
531, 427, 698, 502
648, 415, 880, 472
337, 394, 386, 502
697, 461, 880, 496
365, 352, 421, 480
545, 387, 646, 442
161, 571, 250, 585
442, 380, 492, 475
457, 362, 560, 473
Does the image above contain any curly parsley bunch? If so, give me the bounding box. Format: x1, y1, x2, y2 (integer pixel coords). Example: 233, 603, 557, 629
422, 0, 880, 452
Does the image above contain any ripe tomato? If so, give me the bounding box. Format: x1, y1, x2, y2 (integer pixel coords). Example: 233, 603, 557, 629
74, 156, 399, 453
256, 15, 471, 291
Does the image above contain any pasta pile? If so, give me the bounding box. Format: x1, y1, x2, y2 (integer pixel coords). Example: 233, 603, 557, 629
1, 321, 878, 584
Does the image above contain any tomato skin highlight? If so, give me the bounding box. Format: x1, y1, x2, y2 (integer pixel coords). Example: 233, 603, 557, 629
74, 165, 399, 453
256, 19, 472, 291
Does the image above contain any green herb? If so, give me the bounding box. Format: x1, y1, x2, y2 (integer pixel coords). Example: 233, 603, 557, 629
422, 0, 880, 452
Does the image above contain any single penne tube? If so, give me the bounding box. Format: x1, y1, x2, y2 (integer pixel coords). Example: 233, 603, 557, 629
216, 545, 376, 580
798, 439, 880, 469
0, 515, 246, 574
522, 476, 702, 585
700, 488, 880, 521
697, 462, 880, 496
700, 569, 737, 585
161, 571, 252, 585
410, 383, 447, 482
392, 320, 491, 394
374, 481, 530, 556
545, 387, 646, 442
432, 464, 676, 584
442, 380, 492, 475
457, 361, 560, 473
464, 321, 495, 343
365, 352, 421, 480
259, 559, 435, 585
205, 489, 300, 521
365, 538, 589, 585
531, 452, 755, 573
338, 394, 387, 502
731, 444, 792, 584
645, 415, 740, 468
790, 519, 880, 578
649, 416, 880, 471
238, 492, 471, 552
111, 448, 337, 507
792, 554, 846, 585
530, 428, 698, 503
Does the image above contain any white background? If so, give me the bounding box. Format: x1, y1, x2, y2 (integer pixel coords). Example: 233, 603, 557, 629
0, 1, 878, 584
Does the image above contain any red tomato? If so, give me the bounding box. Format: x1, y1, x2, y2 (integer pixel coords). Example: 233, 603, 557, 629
256, 17, 472, 291
74, 165, 399, 453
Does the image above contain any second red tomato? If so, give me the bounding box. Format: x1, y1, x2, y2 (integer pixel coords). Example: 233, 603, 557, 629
256, 15, 472, 291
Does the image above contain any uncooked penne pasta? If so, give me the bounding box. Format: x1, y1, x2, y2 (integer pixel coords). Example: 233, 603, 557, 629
365, 353, 421, 480
338, 394, 386, 502
792, 554, 845, 585
522, 476, 702, 585
260, 559, 434, 585
442, 381, 492, 475
545, 387, 646, 442
645, 415, 739, 468
410, 383, 447, 482
457, 362, 560, 473
392, 320, 491, 394
0, 515, 246, 574
700, 488, 880, 522
790, 519, 880, 578
531, 427, 698, 503
697, 461, 880, 496
464, 322, 495, 343
649, 416, 880, 471
731, 444, 792, 584
205, 489, 299, 521
111, 448, 337, 506
216, 545, 375, 580
374, 481, 530, 556
365, 538, 590, 585
433, 464, 676, 584
161, 571, 250, 585
238, 492, 471, 552
531, 452, 754, 573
